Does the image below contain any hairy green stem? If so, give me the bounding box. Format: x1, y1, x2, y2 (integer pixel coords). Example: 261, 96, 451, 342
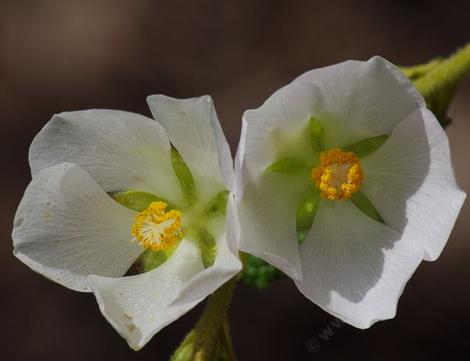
415, 43, 470, 95
401, 58, 443, 81
414, 42, 470, 124
171, 277, 238, 361
220, 316, 237, 361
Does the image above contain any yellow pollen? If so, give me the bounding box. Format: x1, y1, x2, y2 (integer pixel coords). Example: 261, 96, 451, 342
311, 148, 363, 200
131, 201, 183, 252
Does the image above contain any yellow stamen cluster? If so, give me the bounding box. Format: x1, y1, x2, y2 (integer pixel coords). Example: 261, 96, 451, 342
311, 148, 363, 200
131, 201, 183, 252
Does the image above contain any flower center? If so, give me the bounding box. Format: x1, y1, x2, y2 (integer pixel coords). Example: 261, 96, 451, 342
131, 201, 184, 251
311, 148, 363, 200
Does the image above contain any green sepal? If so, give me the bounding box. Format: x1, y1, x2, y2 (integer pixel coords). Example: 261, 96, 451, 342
110, 190, 173, 212
241, 254, 284, 289
343, 134, 389, 158
140, 249, 169, 272
267, 157, 307, 174
204, 190, 230, 218
188, 227, 217, 268
309, 116, 325, 153
350, 191, 384, 224
171, 146, 197, 206
296, 186, 321, 244
126, 249, 169, 275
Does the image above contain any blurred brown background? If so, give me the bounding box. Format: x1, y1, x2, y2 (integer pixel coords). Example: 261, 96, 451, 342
1, 1, 470, 360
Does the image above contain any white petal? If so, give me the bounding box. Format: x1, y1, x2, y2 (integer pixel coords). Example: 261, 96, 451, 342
361, 108, 466, 261
238, 172, 306, 282
29, 109, 182, 205
87, 240, 205, 350
147, 95, 233, 202
174, 194, 242, 304
297, 200, 424, 328
13, 163, 142, 292
294, 56, 424, 147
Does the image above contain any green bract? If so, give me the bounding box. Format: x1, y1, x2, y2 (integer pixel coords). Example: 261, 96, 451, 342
187, 226, 217, 268
343, 134, 389, 158
110, 190, 173, 212
350, 191, 384, 224
267, 157, 307, 174
204, 190, 230, 218
171, 146, 197, 206
309, 116, 325, 153
129, 249, 169, 274
296, 187, 320, 244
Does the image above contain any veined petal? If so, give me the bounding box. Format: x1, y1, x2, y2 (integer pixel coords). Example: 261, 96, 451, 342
238, 172, 307, 282
297, 200, 423, 328
294, 56, 424, 147
12, 163, 142, 292
87, 240, 205, 350
29, 109, 182, 206
361, 108, 466, 261
174, 195, 242, 304
147, 95, 233, 202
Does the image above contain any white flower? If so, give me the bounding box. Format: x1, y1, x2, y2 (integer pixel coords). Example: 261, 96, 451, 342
13, 95, 241, 350
236, 57, 466, 328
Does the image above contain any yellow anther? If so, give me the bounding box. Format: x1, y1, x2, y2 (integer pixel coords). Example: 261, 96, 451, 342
311, 148, 363, 200
131, 201, 183, 252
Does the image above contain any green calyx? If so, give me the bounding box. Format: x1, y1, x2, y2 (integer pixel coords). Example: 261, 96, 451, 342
343, 134, 389, 158
110, 190, 174, 212
267, 157, 307, 174
127, 249, 171, 274
204, 190, 230, 218
171, 146, 197, 207
296, 187, 320, 244
350, 191, 384, 224
187, 226, 217, 268
309, 116, 326, 153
